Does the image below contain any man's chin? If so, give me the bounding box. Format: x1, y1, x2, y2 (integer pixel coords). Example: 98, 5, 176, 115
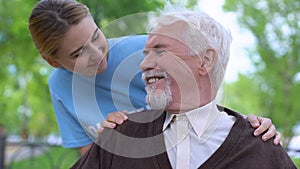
146, 95, 168, 110
148, 105, 166, 110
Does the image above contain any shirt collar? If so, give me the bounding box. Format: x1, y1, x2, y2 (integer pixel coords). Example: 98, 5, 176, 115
163, 99, 222, 138
163, 112, 175, 131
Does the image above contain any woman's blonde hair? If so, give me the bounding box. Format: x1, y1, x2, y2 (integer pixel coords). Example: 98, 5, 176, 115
28, 0, 89, 58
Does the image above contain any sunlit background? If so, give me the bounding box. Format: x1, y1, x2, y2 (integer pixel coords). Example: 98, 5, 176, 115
0, 0, 299, 168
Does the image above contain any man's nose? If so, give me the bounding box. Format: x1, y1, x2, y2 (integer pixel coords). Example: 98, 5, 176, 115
140, 52, 157, 71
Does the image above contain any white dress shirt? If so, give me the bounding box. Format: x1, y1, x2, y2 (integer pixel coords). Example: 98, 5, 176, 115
163, 100, 236, 169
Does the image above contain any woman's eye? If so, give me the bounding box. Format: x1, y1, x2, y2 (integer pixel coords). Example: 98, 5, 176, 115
92, 33, 99, 42
73, 49, 84, 58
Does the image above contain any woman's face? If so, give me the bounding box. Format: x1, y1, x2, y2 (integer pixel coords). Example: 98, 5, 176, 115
49, 16, 108, 76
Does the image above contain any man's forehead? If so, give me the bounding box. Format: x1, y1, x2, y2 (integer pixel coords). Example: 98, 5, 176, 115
146, 32, 185, 49
151, 21, 186, 34
148, 22, 186, 41
145, 33, 168, 48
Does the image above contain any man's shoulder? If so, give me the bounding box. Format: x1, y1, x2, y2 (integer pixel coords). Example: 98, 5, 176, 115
220, 106, 271, 146
217, 106, 296, 168
98, 109, 165, 140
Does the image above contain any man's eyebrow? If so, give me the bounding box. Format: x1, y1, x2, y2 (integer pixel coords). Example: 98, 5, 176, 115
68, 28, 98, 57
143, 43, 168, 55
153, 43, 165, 48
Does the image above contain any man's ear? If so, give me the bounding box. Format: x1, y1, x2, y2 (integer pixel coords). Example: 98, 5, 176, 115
198, 49, 217, 75
42, 55, 61, 68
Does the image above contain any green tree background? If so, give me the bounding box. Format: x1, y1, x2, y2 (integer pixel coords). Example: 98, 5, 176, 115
0, 0, 53, 139
0, 0, 166, 140
223, 0, 300, 146
0, 0, 299, 149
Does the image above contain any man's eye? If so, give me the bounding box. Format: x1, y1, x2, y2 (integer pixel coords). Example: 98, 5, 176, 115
143, 50, 149, 56
156, 49, 166, 56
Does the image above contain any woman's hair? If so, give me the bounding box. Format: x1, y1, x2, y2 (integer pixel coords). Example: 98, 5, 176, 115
28, 0, 89, 58
147, 4, 232, 90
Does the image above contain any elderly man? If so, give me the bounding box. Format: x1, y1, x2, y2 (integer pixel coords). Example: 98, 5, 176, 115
71, 7, 296, 169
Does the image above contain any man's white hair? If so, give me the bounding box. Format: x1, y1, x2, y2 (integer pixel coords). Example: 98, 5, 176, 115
147, 3, 232, 91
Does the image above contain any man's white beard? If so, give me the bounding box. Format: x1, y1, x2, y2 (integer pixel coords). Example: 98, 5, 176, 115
146, 84, 172, 110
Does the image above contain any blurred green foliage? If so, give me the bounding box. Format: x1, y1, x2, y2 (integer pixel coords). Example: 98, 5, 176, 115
292, 158, 300, 168
7, 146, 79, 169
223, 0, 300, 146
0, 0, 54, 138
0, 0, 165, 139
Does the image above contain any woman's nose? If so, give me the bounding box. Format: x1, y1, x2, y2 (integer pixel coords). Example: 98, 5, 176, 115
89, 45, 103, 61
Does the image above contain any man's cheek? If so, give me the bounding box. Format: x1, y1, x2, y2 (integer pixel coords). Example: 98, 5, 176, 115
160, 55, 194, 82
